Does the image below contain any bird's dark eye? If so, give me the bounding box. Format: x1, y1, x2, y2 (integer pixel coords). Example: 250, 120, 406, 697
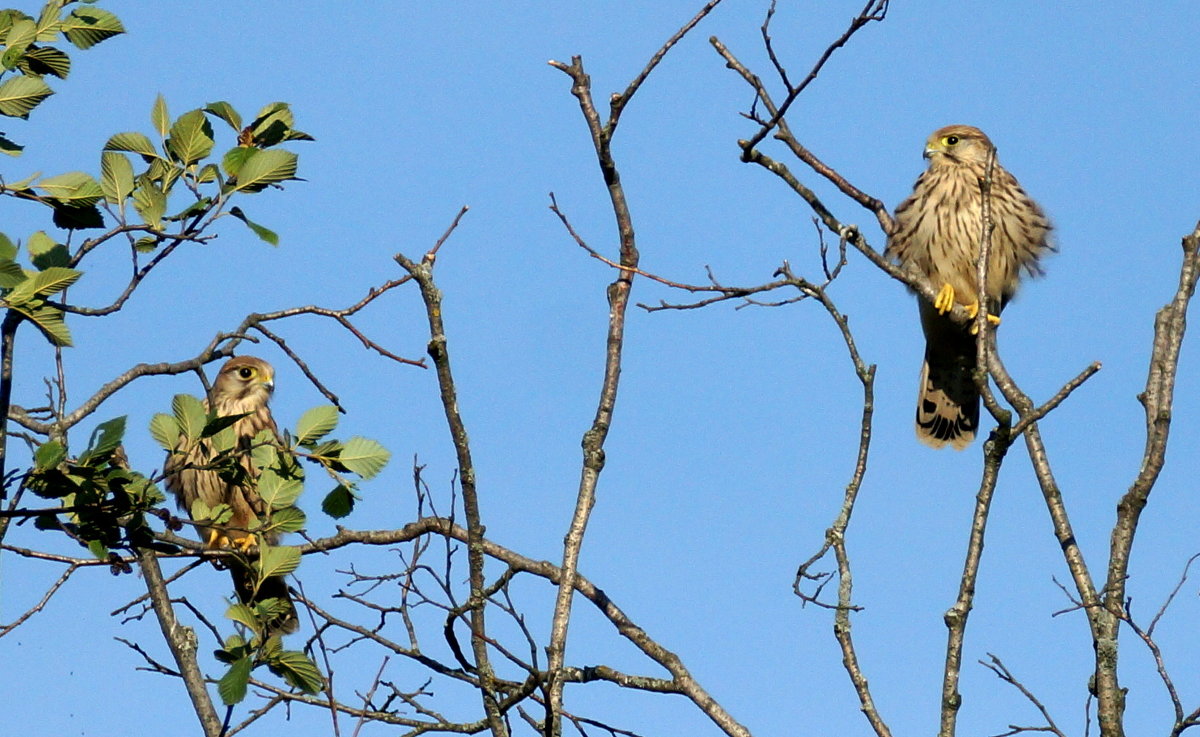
945, 135, 960, 146
237, 367, 254, 379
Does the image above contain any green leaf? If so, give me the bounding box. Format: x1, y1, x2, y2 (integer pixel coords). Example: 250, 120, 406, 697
172, 394, 206, 442
228, 206, 278, 246
132, 180, 166, 229
51, 203, 103, 231
104, 131, 158, 160
36, 171, 103, 206
294, 405, 338, 445
229, 149, 297, 193
339, 437, 390, 480
166, 108, 214, 165
204, 100, 241, 131
225, 602, 259, 631
0, 233, 15, 260
34, 439, 65, 470
34, 3, 60, 41
221, 146, 257, 178
0, 74, 52, 118
21, 304, 71, 346
255, 544, 300, 579
133, 236, 157, 253
165, 196, 212, 223
15, 265, 81, 297
150, 93, 168, 137
27, 229, 68, 270
269, 650, 324, 694
202, 411, 249, 439
60, 6, 124, 50
196, 163, 220, 184
320, 485, 354, 519
189, 498, 211, 522
20, 45, 70, 78
5, 17, 35, 53
217, 657, 252, 705
100, 151, 134, 205
269, 506, 306, 534
257, 469, 302, 510
0, 10, 30, 39
87, 538, 108, 561
0, 133, 23, 156
0, 258, 25, 287
149, 412, 179, 451
88, 416, 126, 455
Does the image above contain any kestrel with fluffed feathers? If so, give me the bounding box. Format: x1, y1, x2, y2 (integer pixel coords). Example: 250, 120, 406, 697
166, 355, 297, 632
886, 125, 1052, 449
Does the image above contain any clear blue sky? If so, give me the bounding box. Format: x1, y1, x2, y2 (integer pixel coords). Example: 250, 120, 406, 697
3, 1, 1200, 735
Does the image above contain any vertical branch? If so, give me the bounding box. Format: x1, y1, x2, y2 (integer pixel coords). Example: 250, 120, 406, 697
1097, 221, 1200, 736
939, 145, 1007, 737
0, 312, 21, 509
542, 6, 723, 733
135, 547, 222, 737
938, 443, 1006, 737
544, 56, 635, 737
395, 206, 507, 737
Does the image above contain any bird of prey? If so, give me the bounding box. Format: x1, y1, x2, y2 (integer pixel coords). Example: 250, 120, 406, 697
166, 355, 297, 632
886, 125, 1051, 449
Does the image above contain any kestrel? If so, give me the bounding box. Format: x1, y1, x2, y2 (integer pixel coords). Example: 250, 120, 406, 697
166, 355, 297, 632
886, 125, 1051, 449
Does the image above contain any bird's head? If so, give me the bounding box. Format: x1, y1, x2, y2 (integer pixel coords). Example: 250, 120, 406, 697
213, 356, 275, 405
923, 125, 995, 167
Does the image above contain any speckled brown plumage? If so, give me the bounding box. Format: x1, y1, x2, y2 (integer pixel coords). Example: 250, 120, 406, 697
165, 355, 297, 632
886, 125, 1051, 449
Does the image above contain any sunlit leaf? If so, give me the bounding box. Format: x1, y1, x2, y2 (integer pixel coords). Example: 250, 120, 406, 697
294, 405, 338, 445
338, 437, 390, 480
166, 108, 214, 165
36, 171, 102, 206
254, 544, 300, 580
34, 439, 65, 470
172, 393, 206, 441
150, 93, 168, 137
20, 46, 70, 78
60, 6, 124, 50
269, 506, 306, 534
217, 657, 251, 705
27, 230, 68, 270
100, 151, 134, 205
257, 469, 302, 510
88, 416, 126, 455
0, 75, 52, 118
229, 149, 297, 193
149, 413, 178, 451
104, 131, 157, 159
269, 650, 324, 694
225, 602, 258, 631
228, 206, 278, 246
132, 180, 166, 229
0, 133, 23, 156
203, 100, 241, 131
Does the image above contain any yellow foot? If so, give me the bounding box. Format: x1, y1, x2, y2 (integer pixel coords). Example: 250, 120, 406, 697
963, 302, 1002, 334
933, 283, 956, 314
204, 528, 231, 549
233, 534, 258, 553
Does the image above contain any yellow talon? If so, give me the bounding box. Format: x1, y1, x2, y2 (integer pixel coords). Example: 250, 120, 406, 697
235, 534, 258, 553
963, 302, 1002, 334
933, 283, 956, 314
204, 528, 230, 549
